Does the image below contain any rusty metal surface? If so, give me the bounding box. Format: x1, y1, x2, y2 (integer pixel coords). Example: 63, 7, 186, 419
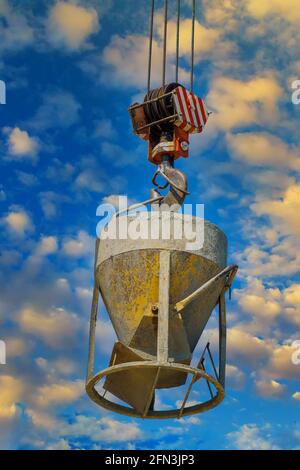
129, 314, 191, 364
98, 249, 226, 353
175, 264, 238, 313
96, 216, 228, 390
86, 361, 225, 419
103, 342, 158, 414
157, 250, 171, 363
129, 314, 190, 388
86, 215, 233, 417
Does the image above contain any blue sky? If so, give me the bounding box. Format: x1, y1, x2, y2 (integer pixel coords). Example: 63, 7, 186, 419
0, 0, 300, 450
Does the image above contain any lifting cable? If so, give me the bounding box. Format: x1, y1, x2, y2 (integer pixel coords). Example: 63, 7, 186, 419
162, 0, 168, 86
147, 0, 197, 91
175, 0, 180, 83
191, 0, 196, 92
147, 0, 155, 92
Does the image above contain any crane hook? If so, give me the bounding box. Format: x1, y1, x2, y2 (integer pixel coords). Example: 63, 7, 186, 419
150, 156, 189, 209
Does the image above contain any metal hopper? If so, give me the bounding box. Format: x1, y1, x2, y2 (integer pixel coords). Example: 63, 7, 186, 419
86, 213, 237, 418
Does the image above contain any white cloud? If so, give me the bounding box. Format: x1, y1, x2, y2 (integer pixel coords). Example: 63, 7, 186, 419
235, 278, 282, 331
18, 307, 80, 347
206, 75, 282, 132
74, 169, 106, 193
37, 192, 53, 219
238, 291, 281, 319
236, 237, 300, 279
99, 12, 222, 88
47, 1, 99, 51
227, 424, 279, 450
27, 408, 60, 430
0, 0, 34, 53
226, 364, 246, 390
100, 33, 189, 89
60, 415, 143, 443
227, 327, 272, 366
283, 284, 300, 327
93, 119, 117, 141
4, 127, 39, 161
36, 236, 58, 256
203, 0, 238, 28
233, 274, 300, 333
292, 392, 300, 400
235, 182, 300, 279
29, 91, 81, 130
38, 191, 71, 219
35, 380, 84, 408
0, 375, 24, 419
252, 184, 300, 237
227, 132, 300, 171
62, 230, 94, 257
0, 249, 21, 267
36, 356, 76, 376
46, 159, 75, 183
16, 171, 38, 187
3, 208, 33, 237
255, 379, 286, 398
0, 189, 6, 201
46, 439, 71, 450
246, 0, 300, 24
96, 319, 116, 355
266, 344, 300, 380
5, 337, 30, 358
101, 195, 124, 209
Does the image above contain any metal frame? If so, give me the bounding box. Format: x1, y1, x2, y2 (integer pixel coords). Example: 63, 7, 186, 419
86, 249, 237, 419
137, 114, 179, 133
129, 91, 179, 133
86, 361, 224, 419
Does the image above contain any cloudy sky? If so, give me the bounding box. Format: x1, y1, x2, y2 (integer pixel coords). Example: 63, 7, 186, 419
0, 0, 300, 450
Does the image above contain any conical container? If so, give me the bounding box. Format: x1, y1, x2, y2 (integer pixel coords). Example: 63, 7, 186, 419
95, 212, 227, 413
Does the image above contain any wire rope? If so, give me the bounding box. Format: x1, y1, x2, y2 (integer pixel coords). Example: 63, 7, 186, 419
147, 0, 155, 92
162, 0, 168, 86
191, 0, 196, 92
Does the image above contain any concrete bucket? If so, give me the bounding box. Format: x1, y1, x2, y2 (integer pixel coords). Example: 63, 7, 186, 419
86, 211, 237, 418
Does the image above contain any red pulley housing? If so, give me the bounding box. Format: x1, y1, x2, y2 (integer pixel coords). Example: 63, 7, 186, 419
128, 84, 209, 165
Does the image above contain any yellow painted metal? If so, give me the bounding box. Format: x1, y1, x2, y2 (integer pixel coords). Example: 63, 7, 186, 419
97, 249, 225, 363
93, 216, 228, 411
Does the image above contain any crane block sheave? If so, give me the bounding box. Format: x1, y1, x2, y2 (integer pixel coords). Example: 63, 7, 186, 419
129, 83, 209, 165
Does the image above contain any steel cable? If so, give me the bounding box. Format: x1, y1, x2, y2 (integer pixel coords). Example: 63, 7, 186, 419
162, 0, 168, 86
147, 0, 196, 92
191, 0, 196, 92
175, 0, 180, 83
147, 0, 155, 92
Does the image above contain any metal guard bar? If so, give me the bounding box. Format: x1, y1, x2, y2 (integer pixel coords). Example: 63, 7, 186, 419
86, 361, 224, 420
175, 264, 238, 313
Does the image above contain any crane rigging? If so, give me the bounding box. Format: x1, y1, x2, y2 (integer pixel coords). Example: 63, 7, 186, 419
129, 0, 209, 207
86, 0, 238, 419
